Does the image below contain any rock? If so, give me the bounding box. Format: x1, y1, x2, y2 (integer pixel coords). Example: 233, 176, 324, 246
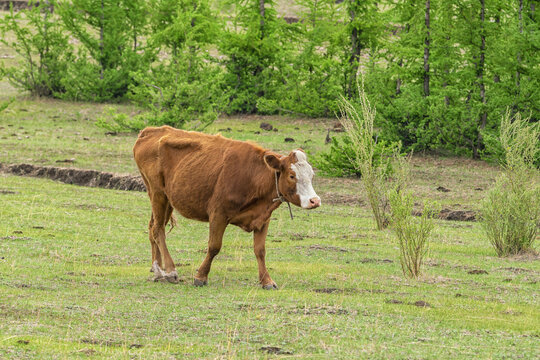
260, 122, 273, 131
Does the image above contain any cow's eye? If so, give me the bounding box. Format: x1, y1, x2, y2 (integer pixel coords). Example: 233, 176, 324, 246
289, 175, 295, 180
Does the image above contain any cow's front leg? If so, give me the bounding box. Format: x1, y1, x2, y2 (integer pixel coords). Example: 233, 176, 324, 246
254, 222, 277, 290
194, 216, 227, 286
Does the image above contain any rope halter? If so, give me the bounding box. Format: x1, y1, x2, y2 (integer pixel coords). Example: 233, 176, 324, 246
272, 171, 294, 220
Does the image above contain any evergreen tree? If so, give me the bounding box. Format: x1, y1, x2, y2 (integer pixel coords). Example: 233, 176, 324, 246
129, 0, 224, 128
219, 0, 292, 113
57, 0, 151, 101
0, 0, 72, 96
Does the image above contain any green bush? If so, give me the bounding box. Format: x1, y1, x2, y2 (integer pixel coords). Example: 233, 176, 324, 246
389, 189, 437, 279
328, 80, 405, 230
128, 0, 224, 129
315, 135, 400, 178
480, 110, 540, 256
481, 174, 540, 256
0, 0, 72, 97
95, 107, 147, 133
57, 0, 152, 101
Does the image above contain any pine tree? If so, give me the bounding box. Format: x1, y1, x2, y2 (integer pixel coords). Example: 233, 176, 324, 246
57, 0, 151, 101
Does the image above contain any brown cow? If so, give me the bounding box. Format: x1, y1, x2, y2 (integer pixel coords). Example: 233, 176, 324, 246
133, 126, 321, 289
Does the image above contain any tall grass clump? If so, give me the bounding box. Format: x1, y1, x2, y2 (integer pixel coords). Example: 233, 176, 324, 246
481, 110, 540, 256
387, 154, 437, 278
338, 82, 395, 230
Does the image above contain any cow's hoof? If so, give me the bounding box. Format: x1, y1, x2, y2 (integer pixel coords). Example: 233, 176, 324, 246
193, 278, 208, 287
164, 271, 179, 284
262, 283, 278, 290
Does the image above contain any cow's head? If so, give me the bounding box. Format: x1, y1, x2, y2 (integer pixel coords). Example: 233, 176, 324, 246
264, 149, 321, 209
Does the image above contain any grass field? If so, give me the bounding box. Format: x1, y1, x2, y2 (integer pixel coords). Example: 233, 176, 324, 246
1, 18, 539, 358
1, 94, 539, 359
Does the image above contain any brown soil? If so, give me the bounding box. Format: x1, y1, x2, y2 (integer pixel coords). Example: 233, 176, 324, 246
412, 300, 431, 308
413, 208, 476, 222
0, 1, 41, 11
359, 258, 393, 264
468, 269, 489, 275
0, 163, 145, 192
260, 346, 293, 355
0, 189, 18, 194
313, 288, 342, 294
302, 244, 349, 252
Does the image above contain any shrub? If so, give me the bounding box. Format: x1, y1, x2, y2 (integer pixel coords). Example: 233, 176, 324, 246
480, 110, 540, 256
0, 98, 14, 113
95, 107, 147, 133
0, 0, 72, 97
481, 175, 539, 256
332, 80, 402, 230
57, 0, 152, 101
128, 0, 224, 129
389, 188, 437, 279
315, 135, 399, 178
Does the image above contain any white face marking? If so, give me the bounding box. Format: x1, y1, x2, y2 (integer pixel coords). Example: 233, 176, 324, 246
290, 150, 320, 209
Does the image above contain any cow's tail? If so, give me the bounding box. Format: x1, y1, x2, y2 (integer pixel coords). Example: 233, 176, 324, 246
167, 212, 177, 234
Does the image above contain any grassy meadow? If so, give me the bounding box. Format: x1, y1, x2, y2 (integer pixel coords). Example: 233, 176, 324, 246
1, 95, 539, 359
0, 14, 539, 358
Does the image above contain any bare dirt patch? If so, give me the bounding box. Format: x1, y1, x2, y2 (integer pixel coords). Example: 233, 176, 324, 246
0, 1, 34, 11
412, 300, 431, 308
323, 192, 364, 206
0, 163, 145, 191
313, 288, 342, 294
468, 269, 489, 275
0, 189, 18, 194
414, 208, 476, 222
360, 258, 393, 264
260, 346, 292, 355
288, 305, 353, 316
81, 339, 119, 347
301, 244, 349, 252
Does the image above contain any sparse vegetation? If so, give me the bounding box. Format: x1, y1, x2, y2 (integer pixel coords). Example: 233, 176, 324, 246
481, 110, 540, 256
1, 2, 539, 358
335, 81, 400, 230
389, 189, 437, 279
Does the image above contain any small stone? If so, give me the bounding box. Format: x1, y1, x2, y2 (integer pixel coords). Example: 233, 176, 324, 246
260, 122, 273, 131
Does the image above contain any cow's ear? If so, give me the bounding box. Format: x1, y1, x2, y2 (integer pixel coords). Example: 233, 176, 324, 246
264, 154, 282, 171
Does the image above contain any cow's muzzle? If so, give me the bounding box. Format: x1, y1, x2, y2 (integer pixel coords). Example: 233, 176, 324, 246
307, 197, 321, 209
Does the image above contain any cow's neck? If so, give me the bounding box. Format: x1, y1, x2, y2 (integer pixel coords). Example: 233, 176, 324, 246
231, 162, 283, 232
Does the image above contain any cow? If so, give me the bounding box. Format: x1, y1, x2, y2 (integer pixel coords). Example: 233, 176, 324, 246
133, 126, 321, 289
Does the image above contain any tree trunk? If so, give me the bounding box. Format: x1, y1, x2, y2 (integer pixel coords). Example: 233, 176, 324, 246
348, 2, 362, 98
423, 0, 430, 97
259, 0, 265, 38
516, 0, 523, 91
396, 59, 402, 95
476, 0, 487, 158
253, 0, 265, 100
100, 0, 104, 81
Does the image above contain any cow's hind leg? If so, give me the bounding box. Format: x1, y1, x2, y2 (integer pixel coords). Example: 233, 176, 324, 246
148, 214, 162, 272
194, 216, 227, 286
150, 194, 178, 283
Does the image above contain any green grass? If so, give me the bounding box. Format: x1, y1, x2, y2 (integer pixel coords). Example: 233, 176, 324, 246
0, 26, 538, 357
1, 173, 538, 359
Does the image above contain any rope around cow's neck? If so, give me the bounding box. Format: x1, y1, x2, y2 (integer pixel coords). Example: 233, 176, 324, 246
273, 171, 294, 220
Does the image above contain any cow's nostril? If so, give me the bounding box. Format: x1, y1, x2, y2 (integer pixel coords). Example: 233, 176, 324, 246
309, 197, 321, 208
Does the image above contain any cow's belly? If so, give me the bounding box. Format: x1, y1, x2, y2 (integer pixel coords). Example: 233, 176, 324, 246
164, 165, 217, 223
